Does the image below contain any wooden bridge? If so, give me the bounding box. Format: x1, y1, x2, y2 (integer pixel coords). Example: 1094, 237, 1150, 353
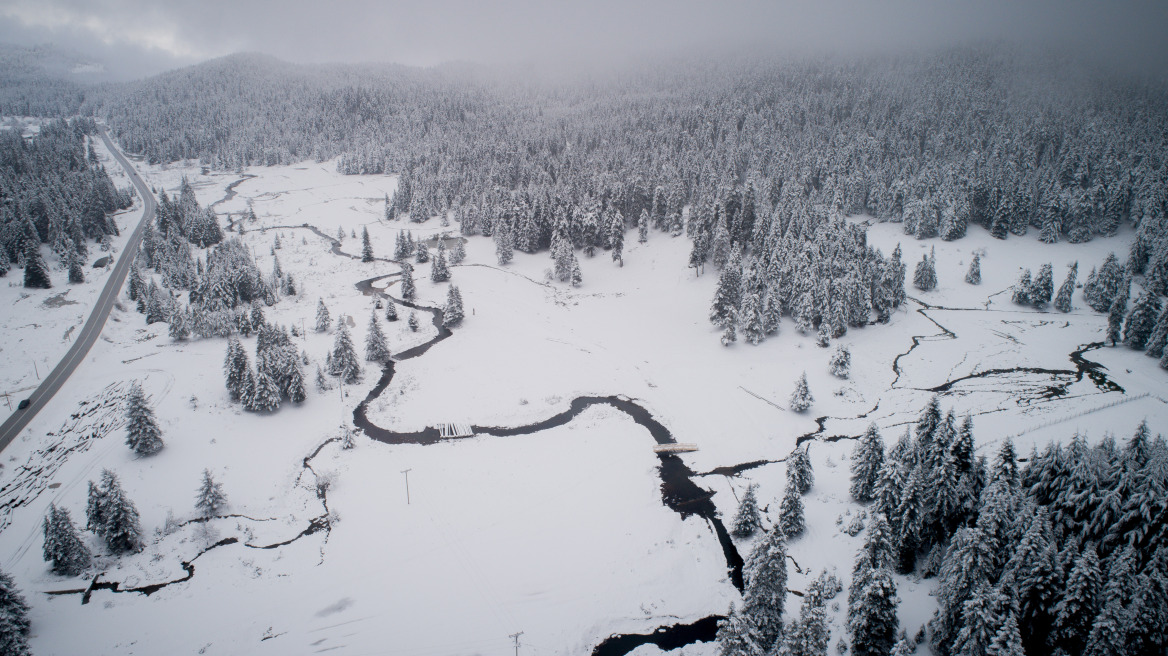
653, 443, 699, 454
437, 423, 475, 439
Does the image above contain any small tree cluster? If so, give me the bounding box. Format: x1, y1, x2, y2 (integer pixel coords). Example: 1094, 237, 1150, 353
42, 504, 92, 576
86, 469, 143, 554
443, 285, 465, 328
124, 382, 164, 456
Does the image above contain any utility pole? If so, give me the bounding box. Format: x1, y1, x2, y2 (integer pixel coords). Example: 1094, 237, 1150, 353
401, 468, 412, 504
509, 631, 524, 656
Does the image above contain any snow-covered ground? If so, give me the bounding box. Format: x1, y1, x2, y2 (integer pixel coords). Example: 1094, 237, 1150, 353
0, 134, 142, 423
3, 154, 1164, 656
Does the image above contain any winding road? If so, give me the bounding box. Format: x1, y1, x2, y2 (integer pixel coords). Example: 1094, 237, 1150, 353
0, 127, 156, 455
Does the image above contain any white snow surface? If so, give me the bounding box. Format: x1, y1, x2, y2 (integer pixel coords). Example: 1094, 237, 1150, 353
1, 156, 1165, 656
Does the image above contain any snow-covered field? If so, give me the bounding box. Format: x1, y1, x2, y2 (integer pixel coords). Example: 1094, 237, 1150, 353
0, 134, 141, 422
2, 154, 1164, 656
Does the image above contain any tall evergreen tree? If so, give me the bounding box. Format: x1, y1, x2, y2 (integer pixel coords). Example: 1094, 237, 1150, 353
315, 298, 331, 332
850, 565, 899, 656
248, 370, 282, 412
1051, 548, 1101, 654
124, 382, 164, 456
365, 310, 391, 363
779, 475, 806, 538
1013, 269, 1033, 305
1054, 262, 1078, 313
965, 253, 981, 285
385, 299, 399, 322
0, 567, 31, 656
92, 469, 142, 553
431, 241, 451, 282
42, 504, 91, 576
443, 285, 465, 328
732, 484, 764, 539
361, 226, 374, 262
913, 249, 937, 292
329, 321, 361, 383
637, 209, 649, 244
610, 210, 624, 266
1122, 291, 1160, 349
194, 469, 228, 517
1032, 263, 1054, 308
1144, 304, 1168, 359
789, 372, 813, 412
851, 424, 885, 503
829, 344, 851, 378
743, 522, 789, 648
710, 251, 743, 327
22, 240, 50, 289
400, 265, 417, 301
1107, 293, 1127, 346
224, 337, 249, 401
789, 446, 814, 494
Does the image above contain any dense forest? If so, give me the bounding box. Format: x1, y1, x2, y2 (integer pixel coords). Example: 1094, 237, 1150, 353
0, 118, 132, 287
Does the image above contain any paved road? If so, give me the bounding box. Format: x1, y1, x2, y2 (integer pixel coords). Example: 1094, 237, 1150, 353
0, 127, 156, 454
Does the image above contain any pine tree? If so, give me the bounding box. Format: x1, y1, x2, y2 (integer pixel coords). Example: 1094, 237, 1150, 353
743, 523, 789, 647
1107, 294, 1126, 346
731, 484, 763, 538
431, 241, 451, 282
408, 311, 419, 332
365, 310, 391, 363
638, 209, 649, 243
789, 372, 813, 412
194, 469, 228, 517
716, 603, 764, 656
610, 210, 625, 266
284, 359, 306, 404
986, 611, 1024, 656
385, 300, 399, 322
443, 285, 464, 328
851, 424, 885, 503
168, 307, 190, 341
710, 251, 743, 327
1054, 262, 1077, 313
95, 470, 142, 553
361, 226, 374, 262
1032, 263, 1054, 308
124, 382, 164, 456
1013, 269, 1032, 305
849, 565, 899, 656
829, 344, 851, 378
1123, 292, 1160, 350
779, 475, 806, 538
416, 241, 430, 264
22, 240, 50, 289
127, 264, 144, 301
741, 291, 766, 345
67, 248, 85, 283
570, 255, 583, 287
449, 238, 466, 265
789, 446, 814, 494
248, 370, 282, 411
315, 365, 331, 392
1052, 548, 1101, 655
0, 567, 31, 656
224, 338, 249, 401
42, 504, 91, 576
1083, 547, 1138, 656
315, 298, 331, 332
494, 223, 513, 265
720, 319, 737, 347
238, 367, 256, 409
400, 265, 416, 301
913, 250, 936, 292
1144, 304, 1168, 358
329, 322, 361, 383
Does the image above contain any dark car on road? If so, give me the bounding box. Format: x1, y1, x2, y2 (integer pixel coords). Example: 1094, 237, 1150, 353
17, 399, 30, 410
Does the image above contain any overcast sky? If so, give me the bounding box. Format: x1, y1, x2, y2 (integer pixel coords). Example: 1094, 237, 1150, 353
1, 0, 1166, 79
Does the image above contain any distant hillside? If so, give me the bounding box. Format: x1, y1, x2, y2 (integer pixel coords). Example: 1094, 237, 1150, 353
0, 43, 109, 117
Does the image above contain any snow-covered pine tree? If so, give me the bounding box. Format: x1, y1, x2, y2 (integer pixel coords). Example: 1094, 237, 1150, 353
829, 344, 851, 378
1032, 263, 1054, 308
789, 372, 813, 412
849, 565, 899, 656
778, 572, 831, 656
964, 253, 981, 285
741, 291, 766, 345
1144, 305, 1168, 359
1054, 262, 1077, 313
224, 338, 249, 401
789, 446, 814, 494
431, 241, 451, 281
731, 484, 763, 539
1051, 548, 1102, 655
449, 238, 466, 265
569, 254, 583, 287
851, 424, 885, 503
336, 226, 345, 241
365, 310, 391, 363
361, 226, 374, 262
124, 382, 164, 456
22, 240, 51, 289
168, 307, 190, 341
1083, 253, 1125, 312
716, 603, 764, 656
0, 566, 31, 656
127, 264, 144, 301
779, 475, 806, 538
637, 209, 649, 243
743, 522, 789, 648
913, 250, 936, 292
194, 469, 228, 517
400, 265, 416, 301
315, 298, 331, 332
610, 210, 625, 266
67, 248, 85, 284
329, 322, 361, 383
416, 241, 430, 264
315, 365, 331, 392
1013, 269, 1032, 305
710, 251, 743, 327
1107, 294, 1127, 346
42, 504, 91, 576
248, 370, 282, 411
408, 311, 419, 332
720, 316, 738, 347
1123, 292, 1160, 350
96, 470, 142, 553
284, 359, 306, 403
443, 285, 465, 328
385, 300, 399, 322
